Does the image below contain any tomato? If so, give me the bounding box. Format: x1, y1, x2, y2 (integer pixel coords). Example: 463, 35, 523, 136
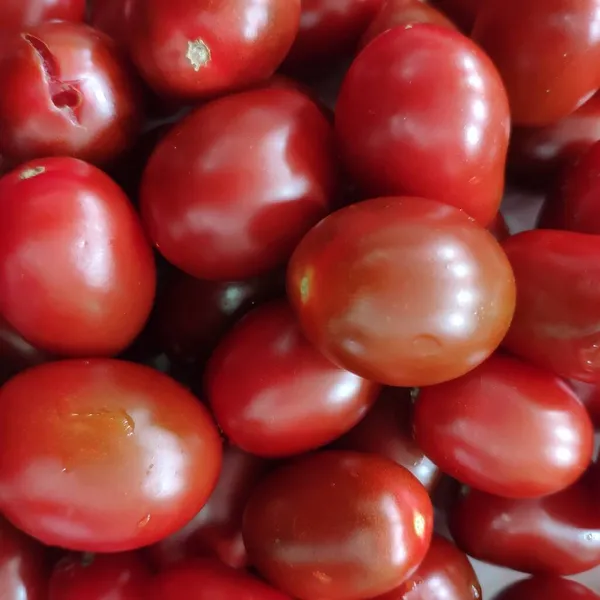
128, 0, 300, 99
472, 0, 600, 126
335, 24, 509, 226
431, 0, 481, 31
49, 552, 151, 600
494, 577, 599, 600
0, 22, 142, 167
90, 0, 135, 49
141, 87, 337, 281
448, 481, 600, 574
0, 158, 155, 357
333, 387, 440, 492
371, 534, 481, 600
502, 229, 600, 383
243, 451, 433, 600
287, 196, 516, 387
0, 359, 222, 552
0, 0, 85, 33
0, 515, 48, 600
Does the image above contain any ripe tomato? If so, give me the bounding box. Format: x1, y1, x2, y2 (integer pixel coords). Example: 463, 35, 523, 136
243, 451, 433, 600
141, 87, 337, 281
0, 158, 155, 357
0, 359, 222, 552
0, 0, 85, 33
335, 24, 509, 226
287, 196, 516, 387
494, 577, 599, 600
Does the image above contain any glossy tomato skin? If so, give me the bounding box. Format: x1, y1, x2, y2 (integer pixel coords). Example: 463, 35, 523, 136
335, 25, 509, 226
0, 0, 85, 33
0, 359, 222, 552
243, 451, 434, 600
502, 229, 600, 383
473, 0, 600, 126
141, 87, 337, 281
129, 0, 300, 99
207, 300, 380, 457
494, 577, 599, 600
287, 196, 516, 387
0, 158, 156, 357
414, 354, 594, 498
0, 22, 142, 166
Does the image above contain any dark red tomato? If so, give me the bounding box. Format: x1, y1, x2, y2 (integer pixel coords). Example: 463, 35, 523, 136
151, 559, 292, 600
333, 387, 440, 492
147, 444, 269, 570
473, 0, 600, 126
494, 577, 599, 600
0, 22, 142, 166
128, 0, 300, 99
141, 87, 337, 281
0, 515, 48, 600
0, 0, 85, 33
502, 229, 600, 383
243, 451, 434, 600
488, 212, 509, 241
49, 552, 151, 600
431, 0, 480, 31
414, 354, 594, 498
207, 300, 380, 457
90, 0, 135, 49
371, 534, 481, 600
0, 158, 155, 357
0, 359, 222, 552
287, 196, 516, 387
448, 482, 600, 574
335, 24, 509, 226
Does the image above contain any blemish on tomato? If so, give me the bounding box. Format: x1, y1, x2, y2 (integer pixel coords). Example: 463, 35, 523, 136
186, 38, 211, 71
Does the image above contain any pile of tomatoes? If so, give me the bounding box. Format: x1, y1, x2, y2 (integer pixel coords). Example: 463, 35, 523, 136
1, 0, 600, 598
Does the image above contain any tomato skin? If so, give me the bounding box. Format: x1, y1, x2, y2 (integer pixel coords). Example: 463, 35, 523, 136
0, 0, 85, 33
243, 451, 434, 600
287, 196, 516, 387
0, 158, 156, 357
494, 577, 599, 600
141, 87, 337, 281
335, 24, 509, 226
502, 229, 600, 383
0, 359, 222, 552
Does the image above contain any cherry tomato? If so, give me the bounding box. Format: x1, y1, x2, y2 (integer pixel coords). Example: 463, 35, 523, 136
0, 0, 85, 33
371, 534, 481, 600
0, 22, 142, 166
431, 0, 480, 31
243, 451, 434, 600
141, 87, 337, 281
494, 577, 599, 600
90, 0, 135, 49
502, 229, 600, 383
0, 359, 222, 552
472, 0, 600, 126
0, 158, 156, 357
335, 24, 510, 226
287, 196, 516, 387
448, 481, 600, 575
49, 552, 151, 600
128, 0, 300, 99
333, 387, 440, 492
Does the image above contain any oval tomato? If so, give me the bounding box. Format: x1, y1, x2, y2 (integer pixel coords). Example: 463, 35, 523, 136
494, 577, 599, 600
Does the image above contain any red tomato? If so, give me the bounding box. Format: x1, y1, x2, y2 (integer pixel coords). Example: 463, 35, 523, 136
335, 24, 510, 226
0, 0, 85, 33
287, 196, 516, 387
448, 481, 600, 574
49, 552, 151, 600
0, 359, 222, 552
0, 22, 142, 166
0, 158, 155, 357
243, 451, 434, 600
333, 387, 441, 492
494, 577, 599, 600
472, 0, 600, 126
502, 229, 600, 383
128, 0, 300, 99
141, 87, 337, 281
414, 354, 594, 498
90, 0, 135, 49
431, 0, 481, 31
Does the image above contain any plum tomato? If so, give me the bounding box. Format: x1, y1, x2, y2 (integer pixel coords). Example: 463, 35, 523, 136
128, 0, 300, 99
494, 577, 599, 600
0, 21, 142, 166
90, 0, 135, 50
472, 0, 600, 126
502, 229, 600, 383
0, 359, 222, 552
431, 0, 481, 31
0, 0, 85, 33
335, 24, 510, 226
141, 87, 337, 281
287, 196, 516, 387
0, 158, 156, 357
207, 300, 380, 457
243, 451, 433, 600
414, 354, 594, 498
